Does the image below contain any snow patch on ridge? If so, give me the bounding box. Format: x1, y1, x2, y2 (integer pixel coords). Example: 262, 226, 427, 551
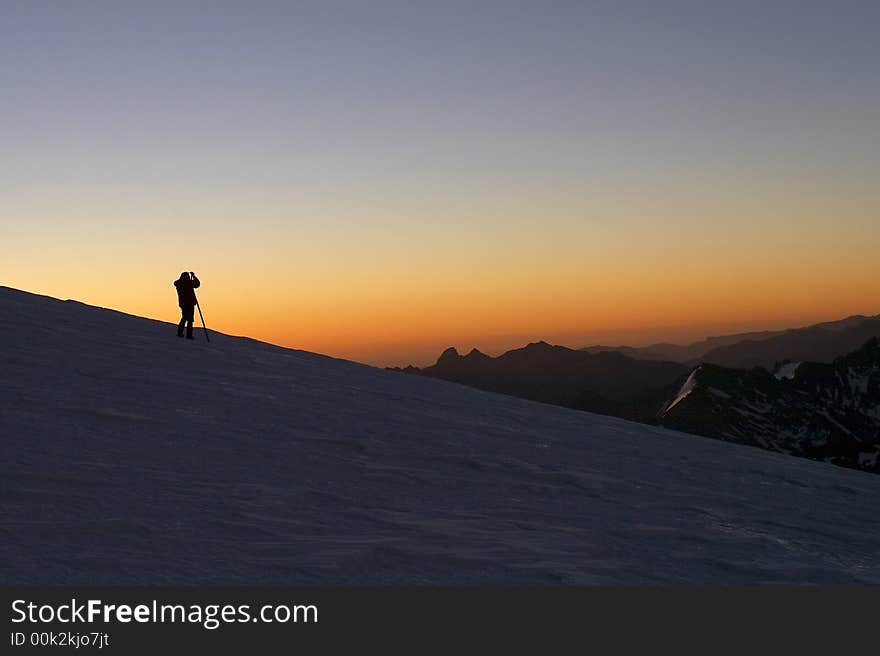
665, 367, 700, 413
775, 362, 801, 380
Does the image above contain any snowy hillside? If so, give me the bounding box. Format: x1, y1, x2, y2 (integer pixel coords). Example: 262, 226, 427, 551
2, 286, 879, 585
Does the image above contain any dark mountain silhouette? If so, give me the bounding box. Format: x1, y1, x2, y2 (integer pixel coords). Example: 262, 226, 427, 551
395, 341, 688, 420
393, 314, 880, 474
695, 316, 880, 369
394, 315, 880, 472
658, 338, 880, 474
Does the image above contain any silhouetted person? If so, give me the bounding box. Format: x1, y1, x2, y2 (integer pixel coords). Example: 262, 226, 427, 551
174, 271, 200, 339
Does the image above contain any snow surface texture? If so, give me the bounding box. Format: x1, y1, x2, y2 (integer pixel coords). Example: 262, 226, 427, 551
2, 286, 880, 585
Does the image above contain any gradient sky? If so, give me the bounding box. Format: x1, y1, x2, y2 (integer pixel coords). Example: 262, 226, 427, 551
3, 1, 878, 366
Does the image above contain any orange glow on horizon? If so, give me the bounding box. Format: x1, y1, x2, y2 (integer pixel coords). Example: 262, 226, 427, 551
5, 250, 877, 367
4, 165, 877, 367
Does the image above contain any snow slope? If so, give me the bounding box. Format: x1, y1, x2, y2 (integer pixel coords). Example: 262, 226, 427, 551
2, 286, 879, 584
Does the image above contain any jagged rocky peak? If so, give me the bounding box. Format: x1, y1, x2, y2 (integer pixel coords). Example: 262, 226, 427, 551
437, 347, 461, 363
517, 340, 565, 356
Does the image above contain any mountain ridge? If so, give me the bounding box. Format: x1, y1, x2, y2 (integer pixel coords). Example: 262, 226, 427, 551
398, 339, 688, 417
658, 338, 880, 473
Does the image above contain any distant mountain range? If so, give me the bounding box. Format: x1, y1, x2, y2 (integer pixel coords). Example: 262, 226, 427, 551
583, 314, 880, 369
393, 313, 880, 473
658, 338, 880, 473
687, 316, 880, 370
582, 329, 787, 363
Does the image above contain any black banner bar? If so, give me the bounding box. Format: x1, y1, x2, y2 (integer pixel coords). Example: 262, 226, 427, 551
2, 587, 874, 653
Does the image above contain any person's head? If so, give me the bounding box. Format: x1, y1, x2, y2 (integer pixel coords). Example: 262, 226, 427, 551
179, 271, 190, 281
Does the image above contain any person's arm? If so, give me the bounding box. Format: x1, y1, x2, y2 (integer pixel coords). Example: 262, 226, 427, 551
190, 273, 200, 288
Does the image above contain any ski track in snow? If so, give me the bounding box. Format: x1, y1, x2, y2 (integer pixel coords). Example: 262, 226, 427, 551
2, 287, 880, 585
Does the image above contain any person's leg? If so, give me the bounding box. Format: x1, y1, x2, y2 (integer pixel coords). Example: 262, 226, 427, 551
185, 306, 195, 339
177, 310, 186, 337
